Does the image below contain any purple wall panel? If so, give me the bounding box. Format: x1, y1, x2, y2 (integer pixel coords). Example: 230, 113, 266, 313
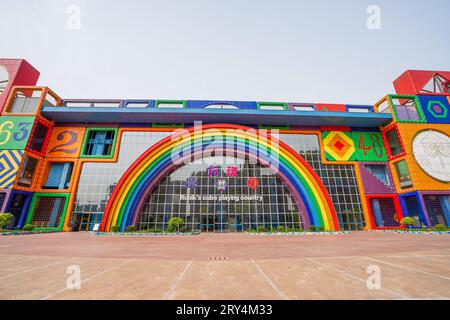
0, 189, 12, 212
358, 163, 396, 194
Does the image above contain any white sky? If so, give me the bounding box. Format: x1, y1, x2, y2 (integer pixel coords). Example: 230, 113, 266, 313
1, 0, 449, 105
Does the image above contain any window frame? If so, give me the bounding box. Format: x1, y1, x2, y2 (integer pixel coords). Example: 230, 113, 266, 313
155, 100, 186, 109
3, 86, 62, 115
257, 102, 288, 111
42, 161, 75, 191
26, 117, 52, 156
393, 159, 413, 190
25, 193, 70, 231
15, 153, 40, 189
366, 194, 404, 230
292, 105, 315, 112
388, 94, 425, 123
382, 125, 405, 160
364, 163, 391, 187
80, 127, 118, 159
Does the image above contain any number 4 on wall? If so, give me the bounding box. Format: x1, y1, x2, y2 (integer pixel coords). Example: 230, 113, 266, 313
352, 132, 387, 162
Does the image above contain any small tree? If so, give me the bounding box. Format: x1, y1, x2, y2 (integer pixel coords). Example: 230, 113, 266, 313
168, 217, 184, 233
401, 217, 415, 230
433, 224, 446, 232
0, 213, 13, 230
23, 224, 35, 231
125, 225, 137, 232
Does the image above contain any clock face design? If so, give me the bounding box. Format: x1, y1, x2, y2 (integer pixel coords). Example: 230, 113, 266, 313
0, 65, 9, 98
412, 130, 450, 182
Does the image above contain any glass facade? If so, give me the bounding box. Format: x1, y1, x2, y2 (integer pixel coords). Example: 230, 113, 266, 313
73, 131, 365, 231
137, 156, 302, 232
279, 134, 365, 230
72, 131, 171, 230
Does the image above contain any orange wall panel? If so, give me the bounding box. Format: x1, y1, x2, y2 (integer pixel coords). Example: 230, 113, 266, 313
395, 123, 450, 191
35, 157, 81, 193
46, 127, 86, 158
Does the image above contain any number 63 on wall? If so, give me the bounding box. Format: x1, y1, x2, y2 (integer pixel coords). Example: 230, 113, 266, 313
0, 117, 35, 150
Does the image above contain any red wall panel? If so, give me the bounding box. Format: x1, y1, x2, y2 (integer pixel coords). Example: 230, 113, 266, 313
0, 59, 40, 112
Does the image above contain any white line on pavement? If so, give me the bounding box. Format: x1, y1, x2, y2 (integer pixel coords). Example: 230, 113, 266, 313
251, 260, 289, 300
40, 258, 136, 300
307, 257, 408, 299
164, 260, 193, 300
365, 257, 450, 281
0, 260, 67, 281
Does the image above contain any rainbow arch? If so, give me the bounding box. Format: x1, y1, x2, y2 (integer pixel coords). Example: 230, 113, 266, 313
100, 124, 339, 232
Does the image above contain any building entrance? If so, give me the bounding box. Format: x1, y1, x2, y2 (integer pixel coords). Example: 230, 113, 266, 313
136, 156, 304, 232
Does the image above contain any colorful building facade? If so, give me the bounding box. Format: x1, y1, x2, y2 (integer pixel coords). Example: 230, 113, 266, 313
0, 59, 448, 232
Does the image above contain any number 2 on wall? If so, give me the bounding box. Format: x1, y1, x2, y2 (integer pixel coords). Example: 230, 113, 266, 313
49, 130, 79, 154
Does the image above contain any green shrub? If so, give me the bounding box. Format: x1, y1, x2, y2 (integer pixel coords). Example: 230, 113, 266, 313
317, 226, 324, 232
309, 225, 317, 232
257, 226, 268, 233
153, 229, 162, 233
286, 228, 296, 233
401, 217, 416, 229
111, 225, 120, 232
421, 225, 428, 231
433, 224, 446, 232
245, 229, 257, 233
125, 225, 137, 232
276, 225, 286, 232
22, 224, 35, 231
167, 217, 184, 232
0, 213, 13, 230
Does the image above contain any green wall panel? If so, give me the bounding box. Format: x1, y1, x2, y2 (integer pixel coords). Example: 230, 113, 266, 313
351, 131, 387, 162
0, 116, 36, 150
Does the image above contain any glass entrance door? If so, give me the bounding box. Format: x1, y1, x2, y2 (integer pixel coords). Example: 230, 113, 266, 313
228, 215, 236, 232
201, 214, 215, 232
77, 213, 91, 231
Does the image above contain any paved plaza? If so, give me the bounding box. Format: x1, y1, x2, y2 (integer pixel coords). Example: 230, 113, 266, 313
0, 232, 449, 300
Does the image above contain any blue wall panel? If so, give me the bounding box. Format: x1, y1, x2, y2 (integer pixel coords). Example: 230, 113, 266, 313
417, 95, 450, 124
